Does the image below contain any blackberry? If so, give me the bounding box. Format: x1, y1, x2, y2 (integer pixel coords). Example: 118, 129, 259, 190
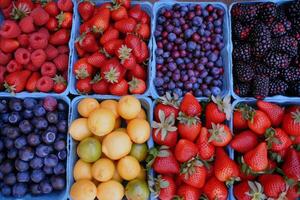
269, 79, 289, 95
252, 39, 272, 58
234, 82, 251, 97
250, 23, 271, 43
259, 2, 277, 24
253, 76, 270, 98
274, 35, 298, 57
270, 21, 287, 37
282, 67, 300, 82
289, 80, 300, 96
234, 62, 255, 82
286, 0, 300, 19
231, 3, 259, 24
264, 52, 291, 69
291, 17, 300, 32
233, 44, 251, 62
254, 66, 280, 78
232, 22, 251, 40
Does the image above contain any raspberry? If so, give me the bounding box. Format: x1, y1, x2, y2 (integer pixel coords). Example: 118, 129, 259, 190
45, 45, 58, 61
19, 16, 35, 33
18, 34, 29, 48
31, 49, 46, 67
6, 60, 22, 73
36, 76, 54, 92
57, 45, 69, 54
30, 7, 50, 26
15, 48, 31, 65
41, 62, 57, 78
29, 32, 48, 50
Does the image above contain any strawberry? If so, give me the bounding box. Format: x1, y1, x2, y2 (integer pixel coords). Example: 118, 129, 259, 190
176, 184, 201, 200
0, 38, 19, 53
77, 32, 98, 53
101, 58, 124, 83
114, 18, 137, 33
230, 130, 258, 153
282, 148, 300, 181
46, 17, 59, 32
258, 174, 287, 198
103, 39, 123, 56
0, 66, 6, 84
203, 176, 228, 200
0, 20, 21, 39
265, 128, 292, 152
0, 0, 11, 9
248, 110, 271, 135
146, 146, 180, 174
150, 175, 176, 200
78, 0, 95, 21
234, 181, 266, 200
14, 48, 30, 65
116, 0, 131, 9
26, 72, 40, 92
57, 45, 69, 54
0, 50, 12, 65
140, 11, 150, 24
53, 54, 68, 72
111, 5, 128, 21
177, 112, 201, 142
243, 142, 268, 173
257, 100, 284, 127
95, 2, 112, 14
10, 0, 33, 20
29, 32, 48, 50
52, 75, 66, 93
86, 52, 106, 68
124, 34, 148, 63
128, 77, 146, 94
4, 70, 31, 93
31, 49, 46, 68
117, 45, 136, 70
30, 6, 50, 26
108, 79, 128, 95
89, 9, 110, 33
180, 157, 206, 188
49, 29, 70, 45
282, 108, 300, 136
180, 92, 202, 117
19, 16, 35, 33
75, 42, 85, 57
208, 123, 232, 147
79, 22, 91, 34
175, 139, 198, 163
91, 74, 109, 94
74, 58, 93, 79
154, 92, 180, 121
214, 147, 240, 184
152, 111, 178, 147
100, 27, 119, 45
6, 60, 22, 73
128, 5, 143, 21
36, 76, 54, 92
44, 1, 60, 17
206, 95, 231, 128
57, 0, 73, 12
286, 185, 300, 200
76, 77, 92, 94
135, 23, 150, 40
41, 62, 57, 78
18, 34, 29, 48
128, 64, 147, 80
233, 104, 254, 130
196, 127, 215, 160
57, 12, 72, 29
2, 3, 13, 19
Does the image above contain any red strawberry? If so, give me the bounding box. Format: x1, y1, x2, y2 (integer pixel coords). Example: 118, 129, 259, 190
94, 2, 112, 14
36, 76, 54, 92
233, 104, 254, 130
78, 0, 95, 21
30, 6, 50, 26
57, 0, 73, 12
117, 45, 136, 70
124, 34, 148, 63
45, 45, 59, 61
140, 11, 150, 24
91, 74, 109, 94
2, 3, 13, 19
174, 139, 198, 163
14, 48, 30, 65
45, 17, 58, 32
29, 32, 48, 50
154, 92, 180, 121
79, 22, 91, 34
282, 108, 300, 136
128, 77, 146, 94
147, 146, 180, 174
6, 60, 22, 73
75, 42, 85, 57
214, 147, 240, 183
57, 45, 69, 54
0, 50, 12, 65
111, 6, 128, 21
74, 58, 93, 79
49, 29, 70, 45
152, 111, 178, 147
180, 92, 202, 117
101, 58, 124, 83
196, 127, 215, 160
4, 70, 31, 93
243, 142, 268, 172
128, 5, 142, 21
53, 75, 66, 93
0, 0, 11, 9
206, 95, 231, 128
103, 39, 123, 56
203, 176, 228, 200
177, 184, 201, 200
19, 16, 35, 33
77, 33, 98, 53
25, 72, 40, 92
108, 79, 128, 95
286, 185, 300, 200
0, 38, 19, 53
230, 130, 258, 153
180, 157, 206, 188
151, 175, 176, 200
282, 148, 300, 181
208, 123, 232, 147
116, 0, 131, 9
248, 110, 271, 135
234, 181, 266, 200
44, 1, 60, 17
257, 100, 284, 127
57, 12, 72, 29
89, 9, 110, 33
100, 27, 119, 45
87, 52, 106, 68
129, 64, 147, 80
135, 23, 150, 40
0, 20, 21, 39
0, 66, 6, 84
53, 54, 68, 72
114, 18, 137, 33
265, 128, 292, 152
259, 174, 287, 198
177, 113, 201, 142
31, 49, 46, 68
41, 62, 57, 78
18, 34, 29, 48
76, 77, 92, 94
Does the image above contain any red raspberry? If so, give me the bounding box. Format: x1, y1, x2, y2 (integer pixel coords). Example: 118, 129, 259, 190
29, 32, 48, 49
45, 45, 59, 60
36, 76, 54, 92
31, 49, 46, 67
15, 48, 31, 65
6, 60, 23, 73
30, 6, 50, 26
57, 45, 69, 54
41, 62, 57, 78
19, 16, 35, 33
18, 34, 29, 47
25, 62, 40, 72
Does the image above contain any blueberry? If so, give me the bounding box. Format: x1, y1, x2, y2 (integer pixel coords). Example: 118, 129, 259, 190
15, 159, 29, 172
33, 105, 46, 117
57, 102, 67, 111
46, 112, 58, 124
12, 183, 27, 198
0, 152, 4, 163
36, 144, 52, 158
44, 154, 58, 167
54, 140, 66, 151
208, 52, 218, 62
57, 120, 67, 133
195, 89, 203, 97
43, 97, 57, 112
50, 175, 65, 190
168, 33, 176, 42
30, 184, 42, 195
19, 147, 34, 161
32, 117, 48, 129
184, 29, 194, 39
23, 109, 33, 119
53, 162, 65, 175
154, 77, 164, 87
30, 157, 44, 169
4, 173, 16, 185
0, 161, 13, 174
204, 89, 212, 97
42, 130, 56, 144
1, 185, 11, 196
17, 171, 30, 182
211, 87, 221, 96
9, 99, 22, 112
43, 166, 54, 175
0, 171, 3, 180
27, 133, 41, 146
23, 98, 37, 110
173, 88, 183, 97
18, 120, 33, 134
57, 150, 67, 160
15, 136, 27, 149
0, 101, 7, 113
40, 180, 53, 194
0, 113, 9, 123
8, 112, 22, 124
7, 148, 18, 159
31, 169, 45, 183
4, 138, 14, 149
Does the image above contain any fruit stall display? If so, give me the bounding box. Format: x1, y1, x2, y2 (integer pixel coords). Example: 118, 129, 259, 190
70, 0, 151, 95
0, 0, 74, 95
68, 96, 153, 200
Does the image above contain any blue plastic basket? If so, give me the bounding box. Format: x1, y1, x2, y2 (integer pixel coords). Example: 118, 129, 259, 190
69, 0, 153, 97
0, 93, 71, 200
0, 0, 76, 96
68, 95, 154, 200
150, 1, 231, 101
229, 0, 300, 100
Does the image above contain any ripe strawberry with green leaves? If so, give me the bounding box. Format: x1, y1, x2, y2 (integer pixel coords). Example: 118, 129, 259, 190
282, 108, 300, 136
89, 8, 110, 33
206, 95, 231, 128
114, 17, 137, 33
99, 27, 119, 45
208, 123, 232, 147
76, 32, 98, 53
4, 70, 31, 93
101, 58, 125, 84
247, 110, 271, 135
91, 74, 109, 94
30, 6, 50, 26
149, 175, 176, 200
177, 112, 201, 142
174, 139, 198, 163
78, 0, 95, 21
56, 12, 72, 29
53, 75, 67, 93
117, 45, 136, 70
180, 92, 202, 117
73, 58, 93, 79
108, 79, 128, 96
230, 130, 258, 153
282, 148, 300, 182
196, 127, 215, 160
203, 176, 228, 200
128, 77, 146, 94
233, 181, 266, 200
265, 128, 292, 152
243, 142, 268, 173
128, 64, 147, 80
111, 5, 128, 21
135, 23, 150, 40
87, 51, 106, 68
76, 77, 92, 94
233, 104, 254, 130
49, 29, 70, 45
152, 110, 178, 147
10, 0, 34, 20
146, 146, 180, 174
57, 0, 73, 12
124, 34, 148, 63
44, 1, 60, 17
154, 92, 180, 121
257, 100, 285, 127
258, 174, 287, 199
103, 39, 123, 56
175, 184, 201, 200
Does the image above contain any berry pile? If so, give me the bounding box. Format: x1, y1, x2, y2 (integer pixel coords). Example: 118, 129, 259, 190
153, 4, 226, 97
147, 93, 236, 200
0, 0, 73, 93
232, 1, 300, 98
74, 0, 150, 95
0, 97, 68, 198
232, 101, 300, 199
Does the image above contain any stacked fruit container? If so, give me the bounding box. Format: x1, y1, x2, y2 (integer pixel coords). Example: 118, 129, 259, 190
0, 0, 299, 200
